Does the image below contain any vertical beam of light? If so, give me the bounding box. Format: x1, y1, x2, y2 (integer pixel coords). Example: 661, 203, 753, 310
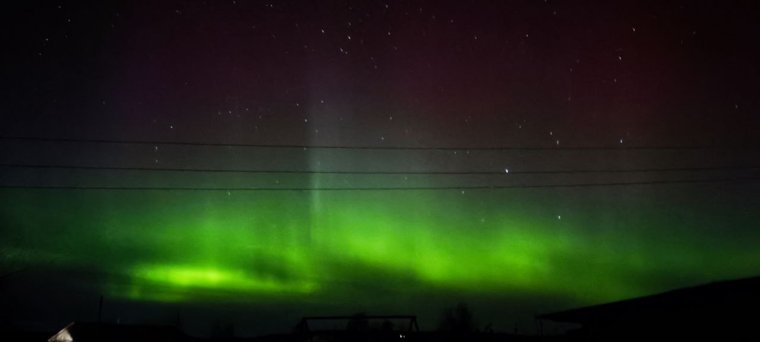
1, 185, 759, 305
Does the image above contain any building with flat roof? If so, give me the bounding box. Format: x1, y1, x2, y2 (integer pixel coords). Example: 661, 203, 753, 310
537, 276, 760, 341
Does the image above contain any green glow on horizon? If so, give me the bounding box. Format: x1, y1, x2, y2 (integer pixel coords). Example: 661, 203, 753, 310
1, 186, 759, 306
125, 264, 317, 301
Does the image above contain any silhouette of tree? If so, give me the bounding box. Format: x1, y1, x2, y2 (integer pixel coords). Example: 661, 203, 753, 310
438, 302, 478, 333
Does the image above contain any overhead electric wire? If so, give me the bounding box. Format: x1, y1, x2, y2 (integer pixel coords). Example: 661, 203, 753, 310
1, 162, 758, 175
1, 177, 758, 191
1, 136, 754, 151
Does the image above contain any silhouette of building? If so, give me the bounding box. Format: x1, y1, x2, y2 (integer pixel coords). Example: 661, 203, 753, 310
294, 314, 419, 341
536, 276, 760, 341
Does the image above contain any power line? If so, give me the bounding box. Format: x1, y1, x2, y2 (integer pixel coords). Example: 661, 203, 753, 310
0, 177, 757, 191
1, 162, 758, 175
1, 136, 753, 151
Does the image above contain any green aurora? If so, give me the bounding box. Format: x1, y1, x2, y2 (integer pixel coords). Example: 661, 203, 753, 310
2, 180, 759, 310
3, 0, 760, 335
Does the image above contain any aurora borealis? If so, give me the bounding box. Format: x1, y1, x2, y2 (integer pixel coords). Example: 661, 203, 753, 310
2, 0, 760, 337
2, 175, 759, 334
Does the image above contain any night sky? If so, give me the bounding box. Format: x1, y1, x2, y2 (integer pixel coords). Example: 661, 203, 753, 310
1, 0, 760, 337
